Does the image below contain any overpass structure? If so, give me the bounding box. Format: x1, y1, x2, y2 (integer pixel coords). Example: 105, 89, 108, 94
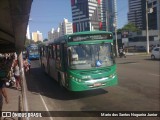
0, 0, 32, 53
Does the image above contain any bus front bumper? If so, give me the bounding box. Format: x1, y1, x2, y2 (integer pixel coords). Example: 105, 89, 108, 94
67, 76, 118, 91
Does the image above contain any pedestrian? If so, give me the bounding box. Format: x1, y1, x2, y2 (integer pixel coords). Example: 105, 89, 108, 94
0, 79, 9, 118
23, 57, 31, 73
27, 57, 31, 73
123, 48, 126, 58
119, 47, 123, 57
119, 47, 126, 58
12, 60, 21, 90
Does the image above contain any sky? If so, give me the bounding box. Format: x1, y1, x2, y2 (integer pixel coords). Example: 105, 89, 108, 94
29, 0, 128, 39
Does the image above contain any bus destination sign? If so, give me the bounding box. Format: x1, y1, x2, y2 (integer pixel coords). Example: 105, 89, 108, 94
68, 34, 113, 42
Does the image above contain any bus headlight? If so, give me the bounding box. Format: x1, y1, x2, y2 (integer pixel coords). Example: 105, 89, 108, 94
109, 73, 116, 78
75, 78, 82, 82
70, 76, 82, 82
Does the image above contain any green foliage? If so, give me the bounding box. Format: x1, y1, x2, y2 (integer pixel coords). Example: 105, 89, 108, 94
25, 38, 43, 47
24, 38, 47, 48
117, 28, 122, 32
43, 38, 48, 42
25, 38, 34, 47
36, 41, 43, 44
121, 22, 140, 32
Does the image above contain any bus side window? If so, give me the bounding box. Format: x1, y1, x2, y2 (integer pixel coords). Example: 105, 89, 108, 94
44, 47, 46, 57
40, 47, 42, 56
61, 43, 67, 70
42, 47, 44, 57
51, 45, 53, 58
64, 45, 68, 70
56, 45, 60, 60
48, 47, 51, 58
53, 45, 56, 59
68, 49, 72, 66
44, 46, 48, 57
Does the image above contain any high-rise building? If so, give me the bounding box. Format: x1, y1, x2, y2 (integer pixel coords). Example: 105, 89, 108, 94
26, 25, 31, 39
59, 18, 73, 36
37, 31, 43, 42
48, 28, 55, 41
48, 19, 73, 41
158, 0, 160, 40
32, 32, 38, 42
71, 0, 117, 32
71, 0, 104, 32
48, 28, 60, 41
106, 0, 117, 32
32, 31, 43, 42
128, 0, 144, 29
148, 0, 159, 30
128, 0, 159, 30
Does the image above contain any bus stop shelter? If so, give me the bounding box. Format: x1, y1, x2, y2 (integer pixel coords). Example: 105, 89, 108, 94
0, 0, 32, 53
0, 1, 33, 113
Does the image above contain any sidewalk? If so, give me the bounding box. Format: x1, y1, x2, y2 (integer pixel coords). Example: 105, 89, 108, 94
1, 67, 25, 120
2, 86, 22, 120
2, 86, 22, 111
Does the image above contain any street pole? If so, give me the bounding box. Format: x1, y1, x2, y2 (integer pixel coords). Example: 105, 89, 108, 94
159, 0, 160, 41
113, 23, 119, 57
113, 0, 118, 57
115, 26, 119, 57
146, 0, 150, 54
106, 10, 108, 31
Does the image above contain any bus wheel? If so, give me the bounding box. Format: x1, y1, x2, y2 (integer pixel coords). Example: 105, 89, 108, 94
42, 64, 47, 75
42, 64, 45, 69
151, 55, 155, 60
40, 59, 42, 67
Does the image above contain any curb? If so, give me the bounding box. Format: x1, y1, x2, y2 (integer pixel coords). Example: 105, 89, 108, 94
18, 95, 23, 120
126, 53, 150, 56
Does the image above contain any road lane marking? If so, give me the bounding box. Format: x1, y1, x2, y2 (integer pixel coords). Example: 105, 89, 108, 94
149, 73, 160, 77
39, 93, 53, 120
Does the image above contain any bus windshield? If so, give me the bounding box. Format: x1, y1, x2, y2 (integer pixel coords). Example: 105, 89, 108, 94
29, 47, 38, 55
69, 43, 114, 69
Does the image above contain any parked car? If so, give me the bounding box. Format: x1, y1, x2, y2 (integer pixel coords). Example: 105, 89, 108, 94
151, 47, 160, 60
135, 46, 146, 52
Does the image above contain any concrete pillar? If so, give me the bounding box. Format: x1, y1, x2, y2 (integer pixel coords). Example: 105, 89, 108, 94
16, 50, 24, 88
17, 51, 23, 72
158, 0, 160, 40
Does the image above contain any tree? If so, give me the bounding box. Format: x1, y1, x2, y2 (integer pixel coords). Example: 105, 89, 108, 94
24, 38, 35, 47
117, 28, 123, 33
43, 38, 48, 42
121, 22, 140, 32
36, 41, 42, 44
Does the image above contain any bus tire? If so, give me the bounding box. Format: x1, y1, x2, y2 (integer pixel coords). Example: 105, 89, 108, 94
151, 55, 155, 60
42, 64, 47, 75
40, 58, 42, 67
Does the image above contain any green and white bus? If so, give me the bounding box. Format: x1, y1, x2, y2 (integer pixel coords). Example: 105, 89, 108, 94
39, 31, 118, 91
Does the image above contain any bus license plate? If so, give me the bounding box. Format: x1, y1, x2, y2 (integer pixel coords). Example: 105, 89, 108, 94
93, 83, 101, 87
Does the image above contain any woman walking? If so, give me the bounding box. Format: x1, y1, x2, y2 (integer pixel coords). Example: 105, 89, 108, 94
12, 60, 21, 90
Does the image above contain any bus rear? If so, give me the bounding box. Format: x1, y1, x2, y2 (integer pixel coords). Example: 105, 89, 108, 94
27, 44, 40, 60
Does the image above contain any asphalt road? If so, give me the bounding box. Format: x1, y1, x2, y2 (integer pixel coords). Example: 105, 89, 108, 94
24, 55, 160, 120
